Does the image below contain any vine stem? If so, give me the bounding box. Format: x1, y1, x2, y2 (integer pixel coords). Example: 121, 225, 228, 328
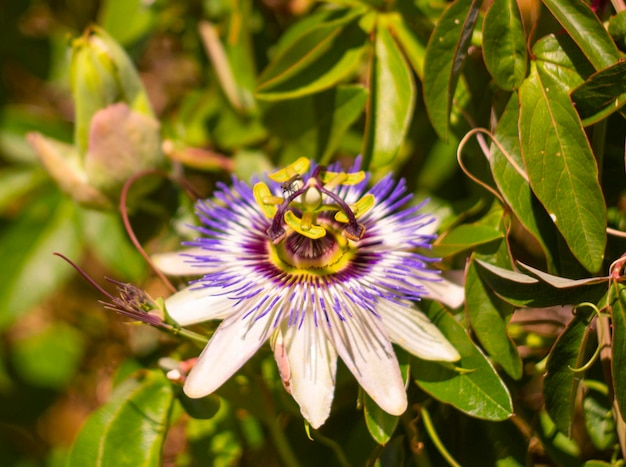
420, 406, 461, 467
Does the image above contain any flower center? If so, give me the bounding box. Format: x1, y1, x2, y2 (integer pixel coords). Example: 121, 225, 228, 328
270, 224, 354, 274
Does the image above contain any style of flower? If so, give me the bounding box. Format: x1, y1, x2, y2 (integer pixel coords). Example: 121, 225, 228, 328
155, 158, 463, 428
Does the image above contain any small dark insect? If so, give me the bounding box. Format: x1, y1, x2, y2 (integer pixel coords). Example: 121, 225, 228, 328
281, 174, 303, 196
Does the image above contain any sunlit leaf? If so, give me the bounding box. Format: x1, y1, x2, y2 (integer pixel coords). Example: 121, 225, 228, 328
98, 0, 154, 46
423, 0, 481, 140
255, 12, 367, 100
413, 302, 513, 421
570, 60, 626, 126
262, 85, 368, 165
541, 0, 619, 70
482, 0, 527, 90
67, 370, 174, 467
362, 21, 415, 169
544, 305, 594, 436
519, 52, 606, 273
582, 382, 616, 451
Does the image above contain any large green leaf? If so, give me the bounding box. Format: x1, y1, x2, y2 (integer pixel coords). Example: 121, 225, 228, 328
490, 94, 562, 272
610, 283, 626, 421
0, 192, 83, 330
482, 0, 527, 90
387, 13, 428, 79
67, 370, 174, 467
413, 302, 513, 421
519, 58, 606, 273
543, 305, 594, 436
255, 12, 367, 101
541, 0, 619, 71
466, 259, 522, 380
262, 85, 368, 165
422, 0, 481, 140
570, 60, 626, 127
362, 20, 415, 169
473, 260, 607, 308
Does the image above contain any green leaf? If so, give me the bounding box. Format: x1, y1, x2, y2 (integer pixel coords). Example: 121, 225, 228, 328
98, 0, 154, 46
362, 21, 415, 169
582, 382, 616, 450
364, 348, 409, 444
0, 192, 83, 330
473, 260, 606, 308
255, 13, 367, 100
387, 14, 428, 79
67, 370, 174, 467
543, 304, 594, 436
431, 224, 503, 258
536, 410, 582, 466
11, 322, 84, 389
519, 59, 606, 273
0, 166, 46, 213
465, 259, 522, 380
541, 0, 619, 71
413, 302, 513, 421
570, 60, 626, 126
262, 85, 368, 165
609, 283, 626, 421
423, 0, 481, 140
489, 95, 561, 271
482, 0, 527, 90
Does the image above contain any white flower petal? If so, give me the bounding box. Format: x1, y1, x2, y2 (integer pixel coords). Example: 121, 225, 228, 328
165, 286, 232, 325
184, 311, 275, 398
377, 300, 460, 362
279, 312, 337, 429
422, 276, 465, 309
153, 249, 211, 276
323, 305, 407, 416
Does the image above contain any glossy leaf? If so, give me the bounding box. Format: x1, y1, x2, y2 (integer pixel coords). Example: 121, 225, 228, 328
541, 0, 619, 71
473, 260, 607, 308
255, 13, 367, 101
544, 305, 594, 436
431, 224, 503, 258
413, 302, 513, 421
466, 259, 522, 380
67, 370, 174, 467
610, 283, 626, 421
423, 0, 481, 140
482, 0, 527, 90
489, 94, 562, 272
387, 14, 428, 79
570, 60, 626, 126
362, 21, 415, 169
519, 58, 606, 273
262, 85, 368, 165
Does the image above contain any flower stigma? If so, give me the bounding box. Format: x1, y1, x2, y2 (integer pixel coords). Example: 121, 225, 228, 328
254, 158, 372, 273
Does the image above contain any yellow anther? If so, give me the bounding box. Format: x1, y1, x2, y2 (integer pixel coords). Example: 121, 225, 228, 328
321, 170, 365, 187
268, 157, 310, 182
334, 194, 375, 223
284, 211, 326, 239
253, 182, 278, 219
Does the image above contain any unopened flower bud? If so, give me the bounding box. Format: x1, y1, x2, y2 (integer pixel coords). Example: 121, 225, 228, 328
28, 26, 163, 209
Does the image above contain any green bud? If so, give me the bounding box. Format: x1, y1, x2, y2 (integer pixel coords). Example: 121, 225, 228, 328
70, 26, 154, 155
27, 26, 163, 210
